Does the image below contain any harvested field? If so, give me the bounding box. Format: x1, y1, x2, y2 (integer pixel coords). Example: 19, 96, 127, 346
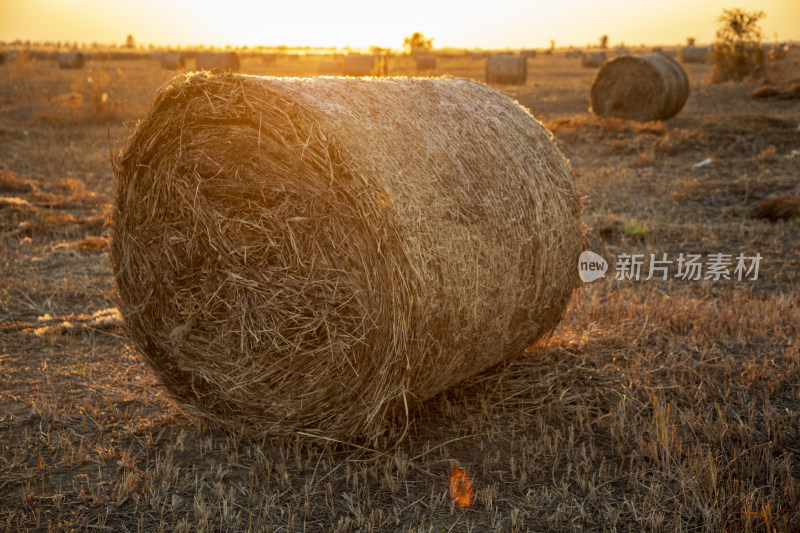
1, 47, 800, 532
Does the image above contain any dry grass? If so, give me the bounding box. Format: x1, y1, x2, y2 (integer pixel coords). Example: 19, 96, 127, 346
1, 48, 799, 532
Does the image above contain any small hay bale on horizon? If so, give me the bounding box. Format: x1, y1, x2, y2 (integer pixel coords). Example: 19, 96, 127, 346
581, 51, 606, 68
590, 53, 689, 122
342, 55, 376, 76
485, 54, 526, 85
195, 52, 240, 73
415, 55, 436, 71
58, 52, 85, 69
111, 73, 582, 443
317, 59, 342, 75
159, 53, 185, 70
680, 46, 710, 63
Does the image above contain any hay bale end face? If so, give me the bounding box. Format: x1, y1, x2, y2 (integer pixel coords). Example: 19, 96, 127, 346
590, 53, 689, 122
342, 55, 376, 76
58, 52, 85, 69
195, 52, 240, 72
485, 54, 526, 85
581, 51, 606, 68
112, 73, 582, 442
159, 53, 185, 70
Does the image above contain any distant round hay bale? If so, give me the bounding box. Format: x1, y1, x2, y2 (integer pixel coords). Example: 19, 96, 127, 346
342, 55, 375, 76
581, 51, 606, 68
589, 53, 689, 122
680, 46, 710, 63
58, 52, 85, 69
261, 53, 277, 64
485, 54, 526, 85
112, 73, 582, 442
565, 49, 582, 59
196, 52, 240, 72
317, 59, 342, 75
415, 55, 436, 71
159, 53, 185, 70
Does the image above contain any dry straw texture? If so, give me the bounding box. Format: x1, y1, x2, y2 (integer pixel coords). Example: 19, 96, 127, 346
112, 73, 582, 442
58, 52, 85, 69
581, 51, 606, 68
590, 53, 689, 122
195, 52, 240, 72
485, 54, 527, 85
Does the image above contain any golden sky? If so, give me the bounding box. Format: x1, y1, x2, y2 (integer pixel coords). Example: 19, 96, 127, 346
1, 0, 798, 49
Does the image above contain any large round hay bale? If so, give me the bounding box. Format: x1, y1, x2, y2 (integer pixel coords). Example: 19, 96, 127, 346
58, 52, 85, 69
159, 52, 185, 70
485, 54, 526, 85
581, 51, 606, 68
342, 55, 375, 76
196, 52, 240, 72
112, 73, 582, 442
680, 46, 710, 63
589, 53, 689, 122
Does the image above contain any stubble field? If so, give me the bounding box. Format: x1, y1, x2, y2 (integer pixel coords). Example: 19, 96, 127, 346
1, 49, 799, 532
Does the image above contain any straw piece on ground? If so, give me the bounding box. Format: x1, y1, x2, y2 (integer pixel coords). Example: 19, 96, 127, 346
485, 54, 526, 85
590, 53, 689, 122
58, 52, 85, 69
581, 51, 606, 68
195, 52, 240, 72
111, 73, 582, 442
751, 195, 800, 221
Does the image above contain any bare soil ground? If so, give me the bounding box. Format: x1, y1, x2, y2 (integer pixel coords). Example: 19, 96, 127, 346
1, 50, 799, 532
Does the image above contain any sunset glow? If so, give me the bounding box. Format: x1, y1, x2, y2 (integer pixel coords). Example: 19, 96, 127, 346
2, 0, 798, 50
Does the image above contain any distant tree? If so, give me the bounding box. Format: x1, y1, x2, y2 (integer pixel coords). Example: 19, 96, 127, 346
686, 37, 696, 46
125, 34, 135, 48
711, 8, 765, 82
549, 39, 556, 51
403, 32, 433, 54
599, 35, 609, 49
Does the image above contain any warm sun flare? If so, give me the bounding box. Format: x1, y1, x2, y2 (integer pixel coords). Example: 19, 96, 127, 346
2, 0, 798, 50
